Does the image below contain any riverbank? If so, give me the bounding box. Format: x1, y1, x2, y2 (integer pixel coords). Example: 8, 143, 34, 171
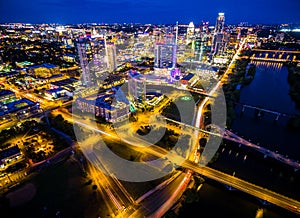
222, 50, 256, 127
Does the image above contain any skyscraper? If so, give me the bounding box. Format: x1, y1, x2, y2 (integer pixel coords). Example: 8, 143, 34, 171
76, 38, 93, 86
154, 23, 178, 69
154, 42, 177, 69
215, 13, 225, 34
105, 42, 117, 73
128, 70, 146, 104
187, 21, 195, 45
211, 12, 227, 56
194, 28, 204, 61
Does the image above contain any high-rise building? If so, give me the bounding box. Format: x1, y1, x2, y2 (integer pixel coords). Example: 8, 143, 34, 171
211, 12, 227, 56
154, 22, 178, 69
154, 42, 177, 69
187, 21, 195, 35
76, 38, 93, 86
128, 70, 146, 104
194, 29, 204, 61
106, 42, 117, 73
194, 27, 211, 62
187, 21, 195, 45
215, 13, 225, 33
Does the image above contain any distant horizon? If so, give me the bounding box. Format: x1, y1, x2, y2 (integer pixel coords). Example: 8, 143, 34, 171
0, 21, 299, 26
0, 0, 300, 26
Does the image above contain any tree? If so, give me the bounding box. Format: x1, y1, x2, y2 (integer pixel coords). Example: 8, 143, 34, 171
199, 138, 207, 147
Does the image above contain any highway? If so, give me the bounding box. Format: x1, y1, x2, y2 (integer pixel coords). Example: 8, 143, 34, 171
181, 163, 300, 215
73, 133, 137, 217
118, 136, 300, 216
71, 114, 300, 216
128, 172, 189, 218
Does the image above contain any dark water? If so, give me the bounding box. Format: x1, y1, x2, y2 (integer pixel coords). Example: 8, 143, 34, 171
238, 61, 300, 114
189, 61, 300, 217
238, 61, 300, 115
231, 62, 300, 160
179, 182, 299, 218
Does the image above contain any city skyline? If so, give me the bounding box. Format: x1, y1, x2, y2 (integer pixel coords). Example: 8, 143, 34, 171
1, 2, 300, 217
0, 0, 300, 24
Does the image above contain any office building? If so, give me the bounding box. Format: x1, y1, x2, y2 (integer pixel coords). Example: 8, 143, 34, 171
211, 12, 227, 56
75, 92, 129, 122
106, 43, 117, 73
76, 38, 93, 85
154, 42, 177, 69
128, 70, 146, 104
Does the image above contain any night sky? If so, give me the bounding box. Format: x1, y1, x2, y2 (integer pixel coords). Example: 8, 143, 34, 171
0, 0, 300, 25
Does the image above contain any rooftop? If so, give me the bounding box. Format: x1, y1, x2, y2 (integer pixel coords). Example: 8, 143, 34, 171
0, 89, 15, 97
181, 73, 195, 81
0, 146, 21, 161
0, 98, 37, 116
0, 71, 19, 78
51, 77, 78, 87
28, 63, 58, 69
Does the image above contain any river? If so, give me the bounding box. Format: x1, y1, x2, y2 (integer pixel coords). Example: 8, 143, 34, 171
231, 61, 300, 160
189, 60, 300, 217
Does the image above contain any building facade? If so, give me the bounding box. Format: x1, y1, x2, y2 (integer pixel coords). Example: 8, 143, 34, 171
211, 13, 228, 56
76, 38, 93, 86
154, 42, 177, 69
106, 43, 117, 73
128, 70, 146, 104
75, 93, 129, 122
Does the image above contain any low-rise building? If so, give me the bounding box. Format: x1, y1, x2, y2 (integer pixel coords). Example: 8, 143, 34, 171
0, 146, 23, 170
180, 73, 196, 86
76, 92, 130, 122
45, 88, 73, 100
0, 98, 40, 118
50, 77, 79, 91
0, 89, 16, 104
27, 63, 60, 78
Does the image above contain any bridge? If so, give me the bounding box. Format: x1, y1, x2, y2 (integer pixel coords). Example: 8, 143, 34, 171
120, 133, 300, 216
221, 128, 300, 171
236, 103, 292, 121
185, 86, 216, 98
252, 48, 300, 54
249, 49, 300, 63
181, 162, 300, 215
159, 116, 300, 171
64, 109, 300, 216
